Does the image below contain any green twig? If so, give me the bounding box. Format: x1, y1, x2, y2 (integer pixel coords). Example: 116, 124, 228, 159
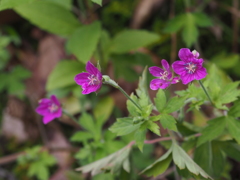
62, 109, 79, 124
199, 80, 214, 105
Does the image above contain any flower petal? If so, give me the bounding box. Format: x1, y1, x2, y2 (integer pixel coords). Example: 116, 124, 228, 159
43, 114, 56, 124
86, 61, 100, 75
193, 58, 203, 66
171, 77, 180, 84
82, 84, 102, 94
161, 59, 170, 72
194, 66, 207, 80
75, 72, 90, 86
35, 105, 49, 116
51, 95, 60, 106
150, 79, 170, 90
180, 73, 195, 84
178, 48, 194, 62
149, 66, 164, 77
172, 61, 186, 75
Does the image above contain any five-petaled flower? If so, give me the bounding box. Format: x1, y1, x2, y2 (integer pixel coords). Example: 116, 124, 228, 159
149, 59, 180, 90
172, 48, 207, 85
35, 95, 62, 124
75, 61, 102, 94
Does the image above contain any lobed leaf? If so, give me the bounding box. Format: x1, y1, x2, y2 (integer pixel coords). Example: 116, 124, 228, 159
159, 114, 177, 132
154, 89, 167, 112
227, 116, 240, 143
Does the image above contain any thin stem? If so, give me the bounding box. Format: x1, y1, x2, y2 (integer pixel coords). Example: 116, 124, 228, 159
199, 80, 214, 105
117, 86, 142, 111
62, 109, 79, 124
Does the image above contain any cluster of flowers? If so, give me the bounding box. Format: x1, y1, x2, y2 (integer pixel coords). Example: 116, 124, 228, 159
36, 48, 207, 124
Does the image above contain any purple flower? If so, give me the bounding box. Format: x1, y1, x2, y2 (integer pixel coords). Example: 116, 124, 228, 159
35, 95, 62, 124
149, 59, 180, 90
75, 61, 102, 94
172, 48, 207, 85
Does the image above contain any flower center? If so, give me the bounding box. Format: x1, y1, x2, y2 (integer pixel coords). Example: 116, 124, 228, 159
185, 62, 197, 74
88, 74, 99, 86
159, 71, 168, 80
48, 103, 59, 113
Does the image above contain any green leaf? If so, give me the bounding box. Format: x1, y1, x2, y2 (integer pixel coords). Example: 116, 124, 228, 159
229, 99, 240, 118
162, 96, 185, 114
92, 0, 102, 6
217, 81, 240, 105
0, 0, 34, 11
70, 131, 93, 142
15, 1, 80, 36
136, 67, 149, 99
194, 142, 225, 178
227, 116, 240, 143
46, 0, 72, 9
134, 128, 146, 152
193, 12, 212, 27
11, 65, 31, 79
221, 142, 240, 161
110, 30, 160, 54
159, 114, 177, 132
40, 151, 56, 166
109, 117, 142, 136
211, 53, 239, 69
76, 146, 131, 175
197, 117, 226, 147
46, 60, 85, 91
147, 121, 160, 136
66, 22, 101, 63
182, 13, 199, 47
79, 113, 97, 137
28, 162, 49, 180
163, 14, 185, 33
154, 89, 167, 112
140, 148, 172, 177
127, 94, 140, 117
94, 96, 114, 128
172, 142, 213, 180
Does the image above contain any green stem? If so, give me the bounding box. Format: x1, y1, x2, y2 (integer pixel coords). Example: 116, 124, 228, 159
199, 80, 214, 105
102, 76, 142, 111
62, 109, 79, 124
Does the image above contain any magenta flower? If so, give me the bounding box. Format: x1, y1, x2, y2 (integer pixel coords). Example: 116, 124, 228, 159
149, 59, 180, 90
35, 95, 62, 124
172, 48, 207, 85
75, 61, 102, 94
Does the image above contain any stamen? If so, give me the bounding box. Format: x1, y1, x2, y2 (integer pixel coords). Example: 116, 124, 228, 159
159, 71, 168, 80
88, 74, 99, 85
185, 62, 197, 74
48, 103, 59, 113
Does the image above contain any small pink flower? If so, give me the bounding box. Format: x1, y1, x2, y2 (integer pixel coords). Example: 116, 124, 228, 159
75, 61, 102, 94
172, 48, 207, 85
35, 95, 62, 124
149, 59, 180, 90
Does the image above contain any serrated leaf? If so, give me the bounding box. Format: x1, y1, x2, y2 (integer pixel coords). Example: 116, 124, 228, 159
76, 146, 131, 175
46, 60, 85, 91
127, 94, 140, 117
109, 117, 142, 136
15, 1, 80, 36
141, 147, 172, 177
134, 129, 146, 151
217, 81, 240, 105
0, 0, 34, 11
147, 121, 160, 136
79, 113, 97, 137
162, 96, 185, 114
28, 162, 49, 180
110, 30, 160, 54
92, 0, 102, 6
172, 142, 213, 180
159, 114, 177, 132
66, 22, 101, 63
193, 12, 212, 27
221, 142, 240, 161
94, 96, 114, 128
163, 14, 185, 33
70, 131, 93, 142
227, 116, 240, 143
136, 67, 149, 98
154, 89, 167, 112
197, 117, 226, 147
194, 141, 225, 178
229, 99, 240, 118
182, 13, 199, 47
